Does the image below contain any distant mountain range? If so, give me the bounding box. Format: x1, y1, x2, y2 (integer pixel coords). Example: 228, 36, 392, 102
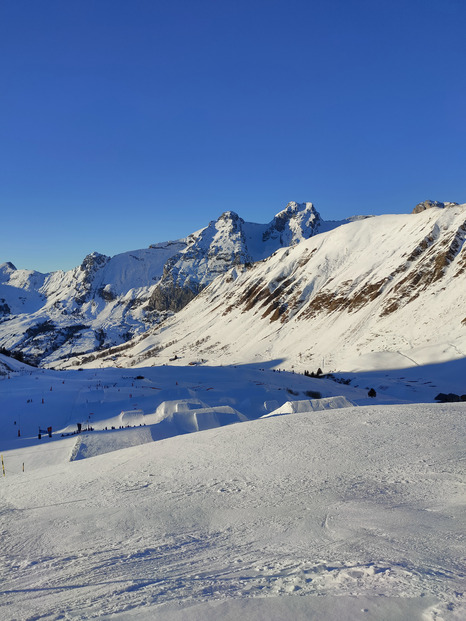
1, 201, 360, 366
52, 199, 466, 375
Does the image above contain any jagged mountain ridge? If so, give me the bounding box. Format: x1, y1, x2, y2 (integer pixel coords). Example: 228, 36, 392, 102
0, 201, 346, 366
77, 202, 466, 374
147, 202, 327, 312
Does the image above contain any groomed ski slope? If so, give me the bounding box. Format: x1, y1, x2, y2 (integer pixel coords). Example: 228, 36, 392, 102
0, 363, 465, 620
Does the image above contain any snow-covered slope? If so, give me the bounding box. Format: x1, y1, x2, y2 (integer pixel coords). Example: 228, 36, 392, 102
0, 243, 184, 365
91, 203, 466, 374
1, 363, 464, 620
0, 352, 36, 376
0, 202, 339, 366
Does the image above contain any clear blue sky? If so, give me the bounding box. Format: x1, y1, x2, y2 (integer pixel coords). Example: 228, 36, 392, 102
1, 0, 465, 272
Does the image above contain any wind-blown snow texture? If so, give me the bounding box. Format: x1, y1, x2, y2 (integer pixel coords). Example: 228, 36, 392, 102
0, 362, 465, 620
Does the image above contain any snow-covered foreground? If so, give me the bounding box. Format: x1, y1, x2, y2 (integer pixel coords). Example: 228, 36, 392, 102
1, 364, 465, 620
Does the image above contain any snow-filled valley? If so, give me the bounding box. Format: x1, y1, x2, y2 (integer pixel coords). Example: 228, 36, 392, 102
0, 357, 465, 620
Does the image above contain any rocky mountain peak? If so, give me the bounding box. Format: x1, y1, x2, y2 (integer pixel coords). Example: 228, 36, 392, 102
218, 210, 242, 222
80, 252, 110, 275
263, 201, 321, 244
0, 262, 17, 281
412, 200, 459, 214
275, 201, 317, 218
1, 261, 17, 271
215, 211, 244, 235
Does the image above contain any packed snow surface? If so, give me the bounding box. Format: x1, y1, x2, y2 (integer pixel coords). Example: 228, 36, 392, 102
262, 396, 355, 417
1, 361, 465, 619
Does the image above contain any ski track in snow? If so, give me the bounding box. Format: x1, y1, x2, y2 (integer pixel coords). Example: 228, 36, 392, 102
0, 369, 465, 621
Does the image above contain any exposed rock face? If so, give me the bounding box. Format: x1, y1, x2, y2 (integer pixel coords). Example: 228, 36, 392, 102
76, 252, 111, 304
263, 202, 321, 245
147, 211, 252, 312
148, 280, 204, 313
0, 262, 17, 275
0, 299, 11, 315
412, 200, 458, 214
80, 252, 110, 274
148, 203, 323, 312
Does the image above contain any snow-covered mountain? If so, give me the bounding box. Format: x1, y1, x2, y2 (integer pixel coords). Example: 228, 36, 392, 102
147, 202, 327, 312
79, 202, 466, 374
0, 202, 341, 366
0, 242, 183, 365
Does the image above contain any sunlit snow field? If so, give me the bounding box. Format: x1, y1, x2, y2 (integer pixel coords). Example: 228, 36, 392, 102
1, 358, 465, 620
